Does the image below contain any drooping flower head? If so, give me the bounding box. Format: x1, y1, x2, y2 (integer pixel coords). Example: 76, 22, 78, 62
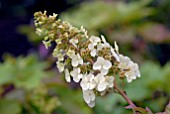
34, 11, 141, 107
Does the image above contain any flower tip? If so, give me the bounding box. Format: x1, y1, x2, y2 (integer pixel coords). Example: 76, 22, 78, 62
114, 41, 119, 53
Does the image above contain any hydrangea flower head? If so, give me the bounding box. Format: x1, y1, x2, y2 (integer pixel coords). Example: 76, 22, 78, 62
34, 11, 141, 108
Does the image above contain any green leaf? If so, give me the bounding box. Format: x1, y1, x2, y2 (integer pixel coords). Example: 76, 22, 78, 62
60, 1, 154, 30
0, 99, 21, 114
95, 93, 130, 114
0, 54, 54, 89
54, 85, 93, 114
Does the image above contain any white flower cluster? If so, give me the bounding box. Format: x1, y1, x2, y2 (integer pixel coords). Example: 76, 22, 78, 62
34, 12, 140, 108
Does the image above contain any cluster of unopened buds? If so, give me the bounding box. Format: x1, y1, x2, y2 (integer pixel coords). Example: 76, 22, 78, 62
34, 11, 140, 107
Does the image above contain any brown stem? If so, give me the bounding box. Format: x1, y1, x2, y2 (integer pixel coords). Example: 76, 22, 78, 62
114, 81, 136, 107
114, 80, 141, 114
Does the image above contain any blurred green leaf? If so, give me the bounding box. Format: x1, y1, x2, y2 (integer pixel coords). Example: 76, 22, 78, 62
126, 61, 170, 99
163, 102, 170, 114
0, 54, 53, 89
162, 63, 170, 94
0, 99, 21, 114
61, 1, 155, 30
125, 61, 170, 112
95, 93, 131, 114
54, 86, 93, 114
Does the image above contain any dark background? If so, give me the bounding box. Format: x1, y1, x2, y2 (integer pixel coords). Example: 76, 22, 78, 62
0, 0, 83, 61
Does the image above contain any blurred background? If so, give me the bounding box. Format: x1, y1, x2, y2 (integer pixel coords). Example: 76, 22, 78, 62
0, 0, 170, 114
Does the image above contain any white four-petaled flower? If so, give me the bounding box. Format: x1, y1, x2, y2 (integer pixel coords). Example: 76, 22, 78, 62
93, 57, 112, 75
88, 43, 97, 57
125, 62, 140, 82
118, 54, 131, 69
118, 54, 140, 83
89, 36, 101, 45
94, 74, 107, 91
105, 76, 114, 88
80, 73, 96, 90
83, 89, 95, 107
71, 54, 83, 67
70, 67, 83, 82
88, 36, 101, 57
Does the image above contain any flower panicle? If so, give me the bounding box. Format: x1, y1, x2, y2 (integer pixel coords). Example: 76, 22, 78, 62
34, 11, 141, 107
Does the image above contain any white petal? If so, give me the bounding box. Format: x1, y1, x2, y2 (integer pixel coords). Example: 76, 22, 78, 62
89, 81, 96, 89
90, 92, 95, 101
114, 54, 120, 62
97, 43, 104, 51
111, 48, 120, 62
133, 63, 140, 77
97, 57, 105, 63
101, 68, 108, 75
87, 73, 94, 81
70, 68, 81, 82
58, 54, 64, 61
83, 94, 90, 104
103, 60, 112, 69
80, 81, 89, 90
80, 26, 85, 31
136, 70, 140, 77
88, 101, 95, 107
67, 49, 75, 58
57, 61, 64, 73
90, 49, 96, 57
104, 43, 110, 47
88, 43, 94, 50
77, 67, 81, 73
105, 76, 114, 88
101, 35, 106, 43
94, 73, 105, 83
78, 74, 83, 79
97, 81, 107, 92
114, 41, 119, 53
95, 37, 101, 43
93, 61, 101, 70
89, 36, 101, 44
73, 76, 80, 82
70, 38, 78, 45
70, 69, 75, 77
72, 59, 78, 67
65, 69, 71, 82
93, 57, 104, 70
108, 82, 114, 88
78, 57, 83, 65
108, 76, 114, 82
118, 54, 131, 69
100, 90, 106, 96
126, 77, 133, 83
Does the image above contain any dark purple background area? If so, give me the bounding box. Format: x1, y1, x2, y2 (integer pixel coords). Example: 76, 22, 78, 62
0, 0, 83, 61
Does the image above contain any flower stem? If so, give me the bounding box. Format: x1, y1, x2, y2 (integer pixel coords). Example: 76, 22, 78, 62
114, 80, 140, 114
